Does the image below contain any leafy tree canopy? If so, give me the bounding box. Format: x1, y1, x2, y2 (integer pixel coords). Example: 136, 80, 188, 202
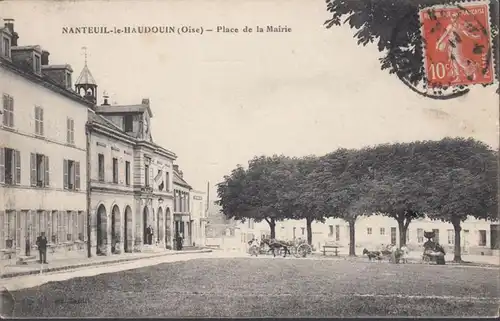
216, 155, 297, 224
325, 0, 499, 99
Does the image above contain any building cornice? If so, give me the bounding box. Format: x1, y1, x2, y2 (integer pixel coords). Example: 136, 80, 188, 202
136, 141, 177, 160
88, 121, 137, 145
0, 58, 94, 108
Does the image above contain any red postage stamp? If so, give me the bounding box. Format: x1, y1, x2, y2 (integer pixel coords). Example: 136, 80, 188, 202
419, 2, 494, 87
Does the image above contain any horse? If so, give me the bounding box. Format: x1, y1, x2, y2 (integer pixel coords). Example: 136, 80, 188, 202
362, 248, 383, 261
261, 238, 291, 257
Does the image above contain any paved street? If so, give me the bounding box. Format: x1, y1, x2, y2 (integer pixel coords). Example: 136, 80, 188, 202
5, 255, 499, 317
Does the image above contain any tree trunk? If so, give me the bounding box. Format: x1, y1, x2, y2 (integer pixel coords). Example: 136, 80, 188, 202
348, 218, 356, 256
452, 220, 462, 263
396, 212, 412, 248
265, 218, 276, 239
306, 217, 313, 245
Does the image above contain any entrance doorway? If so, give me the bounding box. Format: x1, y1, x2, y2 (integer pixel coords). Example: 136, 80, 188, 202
96, 204, 107, 255
390, 227, 397, 245
165, 208, 171, 248
111, 205, 120, 254
157, 207, 163, 244
462, 229, 470, 254
124, 206, 133, 253
143, 207, 149, 244
491, 224, 500, 249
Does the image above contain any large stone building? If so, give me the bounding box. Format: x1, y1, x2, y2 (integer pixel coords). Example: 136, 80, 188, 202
0, 20, 93, 260
77, 61, 177, 255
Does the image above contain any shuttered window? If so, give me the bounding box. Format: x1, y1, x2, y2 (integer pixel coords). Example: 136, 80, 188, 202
44, 156, 49, 186
67, 118, 75, 144
30, 153, 48, 187
30, 153, 36, 186
0, 148, 4, 183
2, 94, 14, 127
34, 106, 44, 136
63, 159, 80, 190
14, 150, 20, 185
75, 162, 80, 189
63, 159, 68, 189
0, 211, 4, 248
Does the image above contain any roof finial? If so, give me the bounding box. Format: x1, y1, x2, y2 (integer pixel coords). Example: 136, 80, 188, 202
82, 46, 88, 66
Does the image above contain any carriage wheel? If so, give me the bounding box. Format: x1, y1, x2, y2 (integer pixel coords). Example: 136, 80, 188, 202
297, 244, 312, 258
279, 248, 288, 257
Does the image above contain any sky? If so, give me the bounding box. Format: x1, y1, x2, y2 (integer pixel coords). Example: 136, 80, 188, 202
1, 0, 498, 198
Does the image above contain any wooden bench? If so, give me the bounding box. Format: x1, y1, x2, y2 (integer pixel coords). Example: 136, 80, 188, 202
323, 244, 340, 256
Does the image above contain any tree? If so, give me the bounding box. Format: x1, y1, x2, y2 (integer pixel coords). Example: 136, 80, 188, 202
352, 142, 434, 247
283, 156, 326, 245
423, 138, 498, 262
216, 155, 295, 238
324, 0, 499, 99
311, 148, 374, 256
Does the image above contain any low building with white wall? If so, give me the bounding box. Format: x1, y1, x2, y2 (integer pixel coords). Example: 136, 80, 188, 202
190, 190, 207, 247
271, 215, 499, 255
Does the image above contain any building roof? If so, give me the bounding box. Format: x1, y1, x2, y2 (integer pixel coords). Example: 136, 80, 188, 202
75, 64, 97, 86
173, 170, 192, 189
88, 109, 123, 131
0, 57, 94, 108
94, 104, 153, 118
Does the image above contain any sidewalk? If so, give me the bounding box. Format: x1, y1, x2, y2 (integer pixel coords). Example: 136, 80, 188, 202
0, 249, 212, 279
406, 251, 500, 266
312, 248, 500, 266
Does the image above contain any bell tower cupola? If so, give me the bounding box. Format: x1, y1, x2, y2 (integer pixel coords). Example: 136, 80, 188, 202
75, 46, 98, 105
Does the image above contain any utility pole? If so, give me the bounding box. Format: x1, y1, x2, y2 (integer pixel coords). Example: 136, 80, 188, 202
206, 181, 210, 212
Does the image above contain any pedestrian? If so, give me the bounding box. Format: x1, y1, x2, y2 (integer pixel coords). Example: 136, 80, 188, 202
400, 244, 409, 263
36, 232, 48, 264
145, 225, 152, 245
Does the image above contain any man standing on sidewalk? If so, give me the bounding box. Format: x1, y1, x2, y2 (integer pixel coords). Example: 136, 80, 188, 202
36, 232, 48, 264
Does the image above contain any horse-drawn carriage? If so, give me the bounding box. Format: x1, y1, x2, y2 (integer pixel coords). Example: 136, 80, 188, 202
248, 238, 313, 258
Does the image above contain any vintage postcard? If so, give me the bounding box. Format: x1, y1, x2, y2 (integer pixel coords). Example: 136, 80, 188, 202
0, 0, 498, 318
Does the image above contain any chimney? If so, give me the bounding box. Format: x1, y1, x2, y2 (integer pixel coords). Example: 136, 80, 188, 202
142, 98, 150, 106
41, 51, 50, 65
102, 91, 110, 106
173, 165, 179, 173
3, 19, 18, 46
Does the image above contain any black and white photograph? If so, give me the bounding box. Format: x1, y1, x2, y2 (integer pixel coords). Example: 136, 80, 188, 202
0, 0, 498, 318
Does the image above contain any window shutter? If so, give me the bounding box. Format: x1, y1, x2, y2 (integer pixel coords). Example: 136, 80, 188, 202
75, 161, 80, 190
2, 95, 7, 126
9, 96, 14, 127
0, 147, 4, 184
67, 118, 70, 143
30, 153, 36, 186
71, 119, 75, 144
44, 156, 50, 187
14, 150, 20, 185
63, 159, 68, 189
40, 108, 44, 135
35, 107, 39, 134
